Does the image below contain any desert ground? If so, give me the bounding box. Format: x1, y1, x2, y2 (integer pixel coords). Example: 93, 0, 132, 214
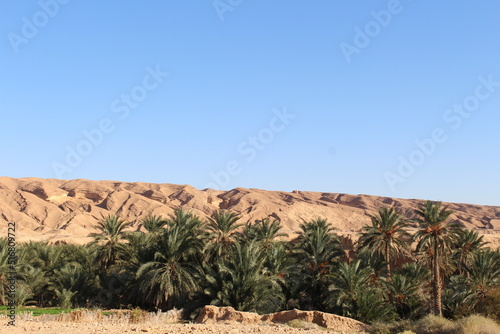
1, 322, 349, 334
0, 306, 370, 334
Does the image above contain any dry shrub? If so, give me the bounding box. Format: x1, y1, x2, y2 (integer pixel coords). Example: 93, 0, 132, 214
413, 315, 456, 334
456, 315, 500, 334
17, 311, 34, 321
129, 308, 148, 324
369, 320, 413, 334
69, 310, 83, 322
369, 322, 395, 334
481, 287, 500, 321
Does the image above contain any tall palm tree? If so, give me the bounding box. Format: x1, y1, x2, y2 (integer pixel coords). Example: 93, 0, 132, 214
204, 210, 242, 261
358, 206, 410, 276
413, 200, 459, 317
136, 208, 205, 310
88, 215, 132, 272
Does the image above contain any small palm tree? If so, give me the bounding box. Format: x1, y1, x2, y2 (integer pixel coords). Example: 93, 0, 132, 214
466, 249, 500, 307
54, 288, 77, 309
381, 273, 423, 319
413, 200, 460, 317
328, 260, 395, 323
451, 229, 488, 276
19, 265, 50, 307
239, 218, 288, 247
139, 213, 167, 234
358, 206, 410, 276
52, 263, 95, 307
205, 240, 284, 314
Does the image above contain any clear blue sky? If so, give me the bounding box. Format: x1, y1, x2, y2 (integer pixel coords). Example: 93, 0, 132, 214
1, 1, 499, 206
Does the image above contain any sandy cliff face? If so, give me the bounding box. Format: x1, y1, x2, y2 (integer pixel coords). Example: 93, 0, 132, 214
0, 177, 499, 246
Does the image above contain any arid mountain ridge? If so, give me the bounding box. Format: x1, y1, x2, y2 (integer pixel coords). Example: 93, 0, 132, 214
1, 177, 499, 246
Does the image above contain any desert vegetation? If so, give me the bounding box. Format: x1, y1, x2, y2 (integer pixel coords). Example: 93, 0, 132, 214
1, 201, 499, 328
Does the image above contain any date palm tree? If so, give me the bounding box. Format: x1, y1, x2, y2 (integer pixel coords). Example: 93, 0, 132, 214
328, 260, 395, 323
358, 206, 410, 276
204, 210, 242, 262
238, 218, 288, 247
136, 208, 205, 310
139, 213, 167, 234
292, 218, 342, 310
413, 200, 460, 317
204, 240, 283, 314
451, 229, 487, 276
466, 249, 500, 310
88, 215, 132, 272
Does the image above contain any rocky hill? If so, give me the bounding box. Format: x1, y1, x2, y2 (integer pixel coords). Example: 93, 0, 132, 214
0, 177, 499, 246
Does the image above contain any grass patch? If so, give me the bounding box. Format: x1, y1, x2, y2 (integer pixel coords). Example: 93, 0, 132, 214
0, 306, 75, 316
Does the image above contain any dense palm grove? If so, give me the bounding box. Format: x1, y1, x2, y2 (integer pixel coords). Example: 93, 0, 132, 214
1, 201, 499, 324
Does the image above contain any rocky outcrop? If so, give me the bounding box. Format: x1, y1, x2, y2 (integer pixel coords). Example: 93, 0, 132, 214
194, 306, 261, 324
262, 309, 370, 331
194, 306, 370, 332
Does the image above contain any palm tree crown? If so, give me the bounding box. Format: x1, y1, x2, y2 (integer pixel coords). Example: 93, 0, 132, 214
88, 215, 132, 272
358, 206, 410, 276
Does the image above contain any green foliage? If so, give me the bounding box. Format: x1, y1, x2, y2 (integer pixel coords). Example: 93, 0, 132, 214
204, 240, 284, 314
3, 203, 496, 327
328, 260, 396, 323
136, 208, 204, 309
290, 218, 342, 310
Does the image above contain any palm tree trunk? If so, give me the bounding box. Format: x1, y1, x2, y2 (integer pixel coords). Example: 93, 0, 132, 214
385, 243, 391, 276
432, 240, 442, 317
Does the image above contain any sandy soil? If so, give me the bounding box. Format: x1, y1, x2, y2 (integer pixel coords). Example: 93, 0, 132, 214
0, 321, 360, 334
